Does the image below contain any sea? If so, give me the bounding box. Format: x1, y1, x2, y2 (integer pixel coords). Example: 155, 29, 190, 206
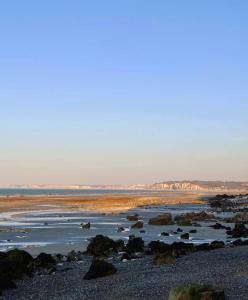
0, 188, 149, 196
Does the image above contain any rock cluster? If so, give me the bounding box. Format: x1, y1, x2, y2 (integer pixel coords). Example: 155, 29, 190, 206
169, 283, 225, 300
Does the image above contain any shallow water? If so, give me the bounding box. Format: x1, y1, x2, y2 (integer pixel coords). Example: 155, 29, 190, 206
0, 201, 238, 255
0, 188, 149, 196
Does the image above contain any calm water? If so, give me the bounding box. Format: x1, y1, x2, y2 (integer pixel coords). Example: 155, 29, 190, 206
0, 202, 237, 255
0, 188, 149, 196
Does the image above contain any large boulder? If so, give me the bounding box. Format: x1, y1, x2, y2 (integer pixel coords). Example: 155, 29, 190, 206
83, 259, 117, 280
209, 223, 227, 230
171, 242, 195, 256
0, 249, 34, 294
126, 236, 144, 253
226, 223, 248, 238
0, 275, 16, 295
126, 215, 138, 221
169, 283, 225, 300
2, 249, 34, 279
34, 253, 56, 268
148, 241, 172, 254
195, 241, 224, 251
148, 213, 174, 225
131, 221, 143, 229
175, 211, 213, 226
86, 235, 118, 256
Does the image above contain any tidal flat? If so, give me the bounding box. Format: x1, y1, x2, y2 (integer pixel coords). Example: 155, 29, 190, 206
1, 191, 248, 299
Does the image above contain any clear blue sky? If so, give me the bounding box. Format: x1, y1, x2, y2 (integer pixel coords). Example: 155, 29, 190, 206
0, 1, 247, 185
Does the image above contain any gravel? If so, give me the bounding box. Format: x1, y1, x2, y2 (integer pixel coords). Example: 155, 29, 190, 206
3, 246, 248, 300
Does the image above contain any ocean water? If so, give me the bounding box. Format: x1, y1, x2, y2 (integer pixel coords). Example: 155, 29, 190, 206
0, 188, 148, 196
0, 202, 237, 255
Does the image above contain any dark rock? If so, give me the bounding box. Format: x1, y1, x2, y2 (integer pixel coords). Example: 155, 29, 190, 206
210, 241, 225, 249
131, 221, 143, 229
126, 236, 144, 253
53, 253, 64, 263
117, 226, 125, 232
176, 228, 183, 232
4, 249, 33, 279
83, 259, 117, 280
140, 230, 146, 233
180, 233, 189, 239
170, 242, 195, 256
86, 235, 117, 256
148, 213, 174, 225
161, 232, 169, 236
126, 215, 138, 221
115, 239, 125, 251
81, 222, 91, 229
154, 253, 176, 265
232, 239, 248, 246
226, 223, 248, 238
195, 243, 211, 251
169, 283, 225, 300
33, 253, 56, 270
195, 241, 224, 251
67, 250, 78, 262
0, 275, 16, 293
175, 211, 213, 226
176, 220, 192, 226
148, 241, 172, 254
210, 222, 227, 230
189, 229, 197, 233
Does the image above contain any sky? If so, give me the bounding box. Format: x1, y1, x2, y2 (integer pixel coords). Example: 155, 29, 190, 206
0, 1, 247, 185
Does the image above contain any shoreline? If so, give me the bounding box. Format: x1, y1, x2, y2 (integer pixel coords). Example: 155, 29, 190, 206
3, 245, 248, 300
0, 191, 206, 214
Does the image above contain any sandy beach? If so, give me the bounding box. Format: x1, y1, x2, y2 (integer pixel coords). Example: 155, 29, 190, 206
0, 191, 205, 213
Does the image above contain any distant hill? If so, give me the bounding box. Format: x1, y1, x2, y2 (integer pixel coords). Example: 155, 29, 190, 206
151, 181, 248, 191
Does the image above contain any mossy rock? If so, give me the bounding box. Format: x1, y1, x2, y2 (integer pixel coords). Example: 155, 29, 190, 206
169, 283, 225, 300
1, 249, 34, 280
67, 250, 78, 262
6, 249, 33, 266
154, 253, 176, 265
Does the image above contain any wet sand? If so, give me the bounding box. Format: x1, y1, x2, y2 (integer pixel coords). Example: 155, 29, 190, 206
0, 191, 205, 214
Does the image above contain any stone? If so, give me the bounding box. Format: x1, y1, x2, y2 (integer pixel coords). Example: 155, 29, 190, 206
83, 259, 117, 280
169, 283, 225, 300
181, 233, 189, 239
126, 215, 138, 221
33, 253, 56, 270
161, 232, 169, 236
131, 221, 143, 229
126, 236, 144, 253
148, 241, 172, 254
175, 211, 213, 226
148, 213, 174, 225
226, 223, 248, 238
81, 222, 91, 229
210, 223, 227, 230
86, 235, 117, 256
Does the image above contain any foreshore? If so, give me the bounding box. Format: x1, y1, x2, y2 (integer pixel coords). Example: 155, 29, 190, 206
0, 191, 206, 213
4, 245, 248, 300
1, 192, 248, 299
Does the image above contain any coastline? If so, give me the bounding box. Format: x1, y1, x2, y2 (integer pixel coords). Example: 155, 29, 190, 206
3, 245, 248, 300
0, 191, 206, 214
